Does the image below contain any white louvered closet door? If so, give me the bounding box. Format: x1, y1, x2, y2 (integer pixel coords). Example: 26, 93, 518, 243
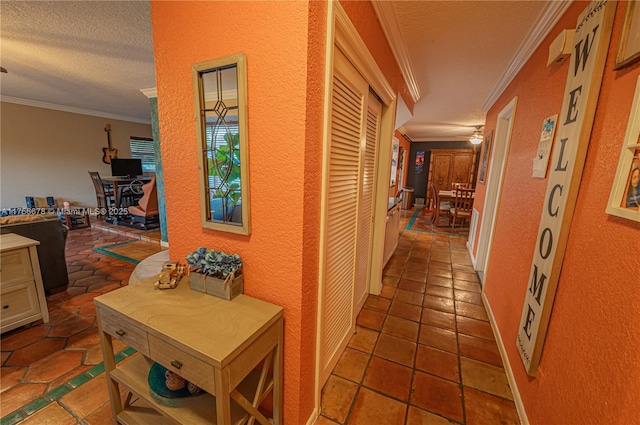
319, 49, 369, 386
354, 92, 381, 316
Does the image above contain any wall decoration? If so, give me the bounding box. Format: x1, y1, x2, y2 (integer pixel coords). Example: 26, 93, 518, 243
390, 137, 399, 187
614, 1, 640, 70
606, 76, 640, 222
478, 131, 493, 184
517, 0, 615, 377
398, 146, 405, 188
532, 114, 559, 178
415, 151, 425, 173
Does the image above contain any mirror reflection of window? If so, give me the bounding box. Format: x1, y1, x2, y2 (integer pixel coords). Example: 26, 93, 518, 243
193, 54, 250, 235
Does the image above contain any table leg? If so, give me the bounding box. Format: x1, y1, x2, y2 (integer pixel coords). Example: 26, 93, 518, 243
215, 368, 232, 424
273, 318, 283, 425
113, 182, 122, 209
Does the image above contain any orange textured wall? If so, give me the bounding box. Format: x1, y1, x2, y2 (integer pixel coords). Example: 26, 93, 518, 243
150, 2, 321, 423
481, 1, 640, 423
339, 0, 415, 114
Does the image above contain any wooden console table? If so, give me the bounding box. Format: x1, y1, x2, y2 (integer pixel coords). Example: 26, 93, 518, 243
94, 277, 283, 424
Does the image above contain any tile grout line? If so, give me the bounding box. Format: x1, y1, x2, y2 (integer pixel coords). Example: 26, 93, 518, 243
450, 239, 468, 425
0, 347, 137, 425
403, 232, 424, 425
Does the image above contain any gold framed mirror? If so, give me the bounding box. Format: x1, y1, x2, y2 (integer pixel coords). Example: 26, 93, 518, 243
193, 53, 250, 235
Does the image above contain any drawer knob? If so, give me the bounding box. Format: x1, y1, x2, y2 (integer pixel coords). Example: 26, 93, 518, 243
2, 305, 8, 309
116, 329, 126, 337
171, 360, 183, 369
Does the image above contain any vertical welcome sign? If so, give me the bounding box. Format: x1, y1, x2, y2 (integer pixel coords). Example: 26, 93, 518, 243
517, 0, 616, 376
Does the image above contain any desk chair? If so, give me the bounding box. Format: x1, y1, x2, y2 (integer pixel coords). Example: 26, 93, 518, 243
89, 172, 115, 216
450, 188, 474, 231
127, 177, 159, 229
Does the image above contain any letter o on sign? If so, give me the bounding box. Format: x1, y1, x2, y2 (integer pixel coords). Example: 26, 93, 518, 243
539, 228, 553, 259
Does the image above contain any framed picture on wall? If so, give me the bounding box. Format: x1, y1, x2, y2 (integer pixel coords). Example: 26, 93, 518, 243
532, 114, 559, 178
390, 137, 399, 187
478, 131, 493, 184
614, 1, 640, 70
415, 151, 425, 173
606, 76, 640, 222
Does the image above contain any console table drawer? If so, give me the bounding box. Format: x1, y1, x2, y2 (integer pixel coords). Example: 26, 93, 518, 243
100, 310, 150, 356
0, 248, 34, 286
0, 281, 39, 326
148, 334, 216, 395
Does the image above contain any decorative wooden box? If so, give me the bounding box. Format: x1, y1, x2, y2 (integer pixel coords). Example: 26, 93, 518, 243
189, 272, 244, 300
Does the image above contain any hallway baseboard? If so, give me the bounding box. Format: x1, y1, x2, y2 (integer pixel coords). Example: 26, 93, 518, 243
305, 407, 319, 425
466, 239, 477, 268
482, 291, 530, 425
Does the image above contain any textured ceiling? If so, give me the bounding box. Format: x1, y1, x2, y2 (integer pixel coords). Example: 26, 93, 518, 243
1, 1, 548, 136
0, 1, 155, 123
392, 0, 549, 141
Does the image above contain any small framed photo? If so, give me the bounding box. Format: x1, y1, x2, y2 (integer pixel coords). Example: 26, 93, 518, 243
606, 76, 640, 221
614, 1, 640, 70
478, 131, 493, 184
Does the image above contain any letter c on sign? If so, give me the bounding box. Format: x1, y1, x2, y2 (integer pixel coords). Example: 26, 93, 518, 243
548, 184, 563, 217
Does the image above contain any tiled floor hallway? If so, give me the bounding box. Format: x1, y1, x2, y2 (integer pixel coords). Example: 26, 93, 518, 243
316, 210, 520, 425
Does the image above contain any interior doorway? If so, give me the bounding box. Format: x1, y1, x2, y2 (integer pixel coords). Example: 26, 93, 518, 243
474, 97, 518, 283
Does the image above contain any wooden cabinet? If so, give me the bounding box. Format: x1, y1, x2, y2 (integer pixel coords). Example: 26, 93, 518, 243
427, 149, 477, 206
94, 278, 283, 425
1, 233, 49, 333
383, 202, 401, 266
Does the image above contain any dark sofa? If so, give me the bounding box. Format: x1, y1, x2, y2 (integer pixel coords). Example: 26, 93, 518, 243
0, 215, 69, 294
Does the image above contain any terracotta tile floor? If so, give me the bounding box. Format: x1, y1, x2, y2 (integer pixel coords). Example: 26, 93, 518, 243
1, 226, 164, 424
406, 207, 471, 236
317, 208, 520, 425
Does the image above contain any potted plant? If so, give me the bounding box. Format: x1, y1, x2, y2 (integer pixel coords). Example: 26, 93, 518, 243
207, 133, 241, 220
185, 247, 243, 300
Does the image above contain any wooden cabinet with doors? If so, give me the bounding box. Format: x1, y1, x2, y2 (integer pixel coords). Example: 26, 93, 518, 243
427, 149, 477, 207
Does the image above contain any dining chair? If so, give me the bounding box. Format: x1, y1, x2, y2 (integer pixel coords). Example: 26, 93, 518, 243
88, 171, 115, 215
450, 188, 474, 231
430, 183, 453, 226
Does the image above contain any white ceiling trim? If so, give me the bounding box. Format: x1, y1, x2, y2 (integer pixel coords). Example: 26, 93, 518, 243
0, 96, 151, 125
371, 0, 420, 103
482, 0, 573, 112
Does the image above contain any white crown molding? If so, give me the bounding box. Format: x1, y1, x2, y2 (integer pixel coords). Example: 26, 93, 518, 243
0, 96, 151, 124
412, 137, 472, 143
371, 0, 421, 103
140, 87, 157, 98
482, 0, 572, 112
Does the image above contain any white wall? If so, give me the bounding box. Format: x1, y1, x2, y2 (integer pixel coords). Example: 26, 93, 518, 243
1, 102, 152, 209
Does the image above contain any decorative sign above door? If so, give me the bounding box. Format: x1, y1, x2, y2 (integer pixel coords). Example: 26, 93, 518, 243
516, 0, 616, 376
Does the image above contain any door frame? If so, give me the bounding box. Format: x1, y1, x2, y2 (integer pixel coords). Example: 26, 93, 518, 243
474, 97, 518, 281
313, 1, 396, 420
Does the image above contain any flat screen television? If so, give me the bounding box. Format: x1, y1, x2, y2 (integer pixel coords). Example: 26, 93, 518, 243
110, 158, 143, 178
